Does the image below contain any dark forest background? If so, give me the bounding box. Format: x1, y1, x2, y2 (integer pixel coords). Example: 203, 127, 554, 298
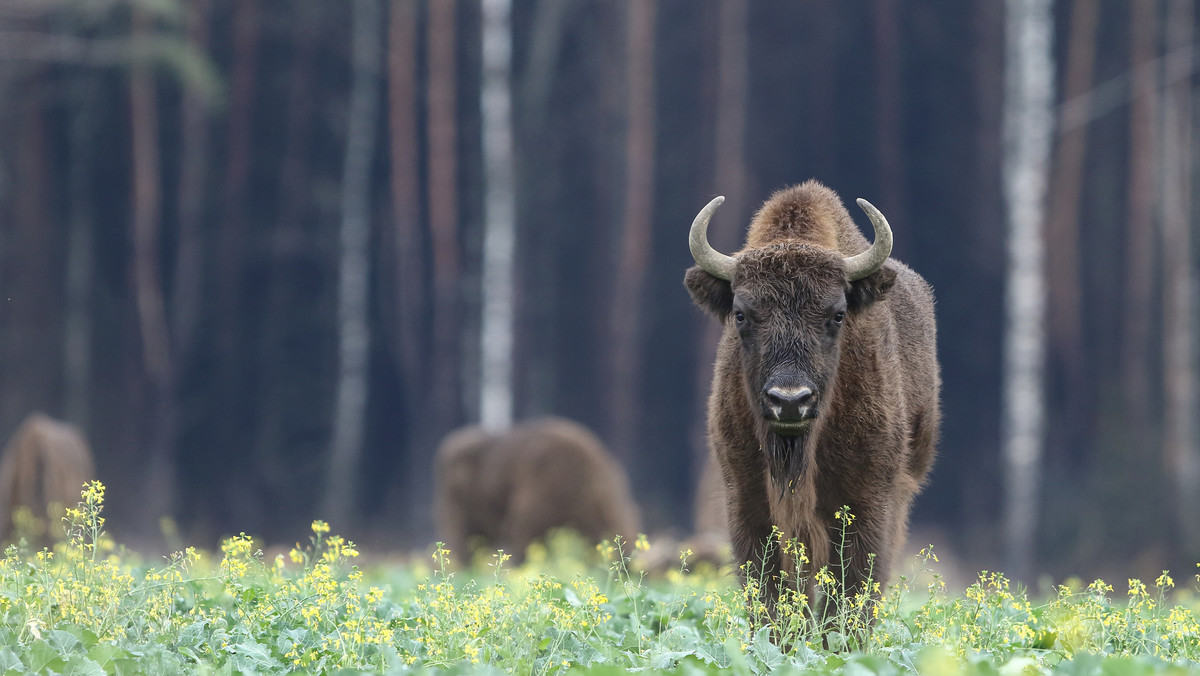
0, 0, 1195, 583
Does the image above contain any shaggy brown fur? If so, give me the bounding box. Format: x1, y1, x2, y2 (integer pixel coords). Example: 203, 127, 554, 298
433, 417, 641, 565
0, 412, 96, 543
684, 180, 940, 613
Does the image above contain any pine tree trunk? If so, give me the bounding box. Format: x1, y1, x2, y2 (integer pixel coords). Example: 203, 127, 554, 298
1045, 0, 1097, 446
214, 0, 260, 496
872, 0, 906, 250
0, 73, 59, 439
1120, 0, 1157, 440
64, 78, 98, 432
428, 0, 463, 432
387, 0, 429, 537
173, 0, 212, 370
130, 8, 175, 531
1001, 0, 1055, 582
609, 0, 656, 462
324, 0, 383, 527
692, 0, 748, 531
252, 2, 321, 506
1161, 0, 1198, 559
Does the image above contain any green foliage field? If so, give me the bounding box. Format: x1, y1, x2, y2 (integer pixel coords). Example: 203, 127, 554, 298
0, 483, 1197, 674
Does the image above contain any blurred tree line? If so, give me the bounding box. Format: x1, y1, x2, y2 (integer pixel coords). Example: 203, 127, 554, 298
0, 0, 1196, 580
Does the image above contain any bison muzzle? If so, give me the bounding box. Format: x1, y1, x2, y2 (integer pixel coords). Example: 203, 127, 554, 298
685, 180, 940, 615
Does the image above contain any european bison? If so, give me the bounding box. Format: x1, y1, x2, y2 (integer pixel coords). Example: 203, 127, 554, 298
433, 417, 641, 565
684, 180, 940, 612
0, 412, 96, 543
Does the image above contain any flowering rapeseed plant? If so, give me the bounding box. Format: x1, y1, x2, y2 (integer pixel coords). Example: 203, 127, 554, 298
0, 486, 1197, 674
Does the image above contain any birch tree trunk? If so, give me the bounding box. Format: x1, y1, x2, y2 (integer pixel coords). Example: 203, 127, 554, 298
609, 0, 656, 462
480, 0, 516, 431
1161, 0, 1198, 557
324, 0, 382, 526
1002, 0, 1055, 581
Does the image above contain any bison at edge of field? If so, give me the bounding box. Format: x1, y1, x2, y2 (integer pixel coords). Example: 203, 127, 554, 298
0, 412, 96, 544
684, 180, 941, 615
433, 417, 641, 566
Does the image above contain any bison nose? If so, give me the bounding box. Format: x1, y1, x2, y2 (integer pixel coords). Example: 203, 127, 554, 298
764, 386, 815, 421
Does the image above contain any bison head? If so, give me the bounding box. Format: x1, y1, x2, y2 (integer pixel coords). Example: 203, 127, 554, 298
684, 195, 897, 489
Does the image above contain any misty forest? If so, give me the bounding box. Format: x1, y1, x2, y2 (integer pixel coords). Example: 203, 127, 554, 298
0, 0, 1197, 588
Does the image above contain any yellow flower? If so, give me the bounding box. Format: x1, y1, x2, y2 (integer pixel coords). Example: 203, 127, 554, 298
1128, 578, 1147, 597
311, 520, 330, 535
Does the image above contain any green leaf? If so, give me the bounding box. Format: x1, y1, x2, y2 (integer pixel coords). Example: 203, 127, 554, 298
87, 642, 130, 671
650, 650, 695, 670
693, 640, 726, 667
59, 655, 106, 676
26, 640, 66, 673
48, 629, 84, 656
227, 640, 281, 670
175, 620, 205, 648
749, 625, 784, 670
0, 650, 23, 672
62, 626, 99, 650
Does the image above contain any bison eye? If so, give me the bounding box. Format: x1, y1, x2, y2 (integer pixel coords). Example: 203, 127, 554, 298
833, 311, 845, 324
734, 311, 746, 326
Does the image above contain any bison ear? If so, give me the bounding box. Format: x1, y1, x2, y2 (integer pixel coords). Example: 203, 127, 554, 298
684, 265, 734, 320
847, 264, 898, 314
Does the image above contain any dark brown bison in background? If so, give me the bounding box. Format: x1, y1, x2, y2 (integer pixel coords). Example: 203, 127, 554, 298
433, 417, 641, 565
684, 180, 940, 611
0, 412, 96, 543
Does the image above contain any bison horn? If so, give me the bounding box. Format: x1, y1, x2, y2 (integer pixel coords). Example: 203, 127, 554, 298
844, 198, 894, 281
689, 196, 737, 281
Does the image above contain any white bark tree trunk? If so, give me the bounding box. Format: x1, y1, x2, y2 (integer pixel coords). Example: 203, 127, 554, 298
325, 0, 382, 525
480, 0, 516, 431
1002, 0, 1055, 581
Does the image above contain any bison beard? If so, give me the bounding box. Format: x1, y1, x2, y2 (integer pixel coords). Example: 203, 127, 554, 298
766, 432, 809, 498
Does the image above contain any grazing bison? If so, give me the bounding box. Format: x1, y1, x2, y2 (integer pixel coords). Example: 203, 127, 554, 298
0, 412, 96, 543
684, 180, 940, 612
433, 417, 641, 565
